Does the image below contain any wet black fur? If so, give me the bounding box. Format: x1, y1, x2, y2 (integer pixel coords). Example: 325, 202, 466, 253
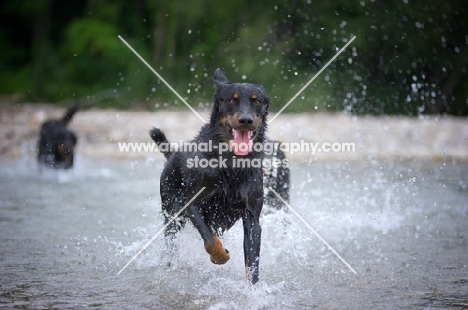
37, 102, 79, 169
150, 69, 271, 284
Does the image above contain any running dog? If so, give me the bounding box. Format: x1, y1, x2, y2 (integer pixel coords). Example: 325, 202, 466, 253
37, 102, 79, 169
150, 69, 275, 284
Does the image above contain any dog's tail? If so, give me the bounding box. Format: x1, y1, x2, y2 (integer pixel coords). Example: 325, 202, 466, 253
150, 127, 171, 160
61, 102, 80, 124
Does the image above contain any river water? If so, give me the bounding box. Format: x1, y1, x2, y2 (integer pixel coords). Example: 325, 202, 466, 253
0, 155, 467, 309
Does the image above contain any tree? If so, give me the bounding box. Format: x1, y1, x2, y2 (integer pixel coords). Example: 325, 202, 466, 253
0, 0, 465, 115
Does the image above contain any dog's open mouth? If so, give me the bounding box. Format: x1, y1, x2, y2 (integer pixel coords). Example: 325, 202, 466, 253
230, 128, 257, 156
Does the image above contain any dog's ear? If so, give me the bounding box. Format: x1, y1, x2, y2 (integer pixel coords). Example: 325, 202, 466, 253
214, 68, 229, 88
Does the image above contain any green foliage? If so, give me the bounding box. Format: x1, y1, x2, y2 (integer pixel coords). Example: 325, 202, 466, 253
60, 18, 123, 96
0, 0, 466, 115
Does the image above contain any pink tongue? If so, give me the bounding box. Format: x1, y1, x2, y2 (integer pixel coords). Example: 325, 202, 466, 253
232, 130, 252, 156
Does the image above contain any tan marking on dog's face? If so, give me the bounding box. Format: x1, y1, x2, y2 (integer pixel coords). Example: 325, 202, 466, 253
231, 114, 239, 126
251, 115, 262, 128
58, 144, 65, 154
252, 94, 262, 106
233, 92, 239, 99
57, 144, 72, 155
220, 116, 228, 126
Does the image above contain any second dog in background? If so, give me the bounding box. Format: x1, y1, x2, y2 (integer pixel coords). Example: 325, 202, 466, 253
37, 102, 79, 169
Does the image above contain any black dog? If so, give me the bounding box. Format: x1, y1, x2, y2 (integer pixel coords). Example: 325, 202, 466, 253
150, 69, 273, 284
37, 102, 79, 169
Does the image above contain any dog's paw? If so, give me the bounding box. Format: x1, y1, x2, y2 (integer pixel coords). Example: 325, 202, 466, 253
209, 248, 230, 265
204, 235, 230, 265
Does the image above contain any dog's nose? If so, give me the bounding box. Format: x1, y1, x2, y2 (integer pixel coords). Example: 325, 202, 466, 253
238, 114, 254, 126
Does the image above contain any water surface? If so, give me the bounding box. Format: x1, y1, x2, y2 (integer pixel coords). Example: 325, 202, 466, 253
0, 155, 467, 309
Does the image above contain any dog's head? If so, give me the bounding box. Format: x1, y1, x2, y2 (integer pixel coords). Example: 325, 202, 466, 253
211, 69, 270, 156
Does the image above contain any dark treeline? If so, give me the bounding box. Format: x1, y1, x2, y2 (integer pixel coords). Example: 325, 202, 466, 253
0, 0, 466, 115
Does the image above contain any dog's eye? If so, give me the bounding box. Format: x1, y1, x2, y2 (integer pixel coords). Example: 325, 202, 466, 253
254, 99, 261, 106
229, 99, 236, 104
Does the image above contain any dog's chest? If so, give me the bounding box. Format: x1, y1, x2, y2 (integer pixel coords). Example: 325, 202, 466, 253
207, 170, 255, 202
198, 168, 262, 229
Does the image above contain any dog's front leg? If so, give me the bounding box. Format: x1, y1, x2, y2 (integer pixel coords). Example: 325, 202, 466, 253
188, 204, 230, 265
242, 208, 262, 284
